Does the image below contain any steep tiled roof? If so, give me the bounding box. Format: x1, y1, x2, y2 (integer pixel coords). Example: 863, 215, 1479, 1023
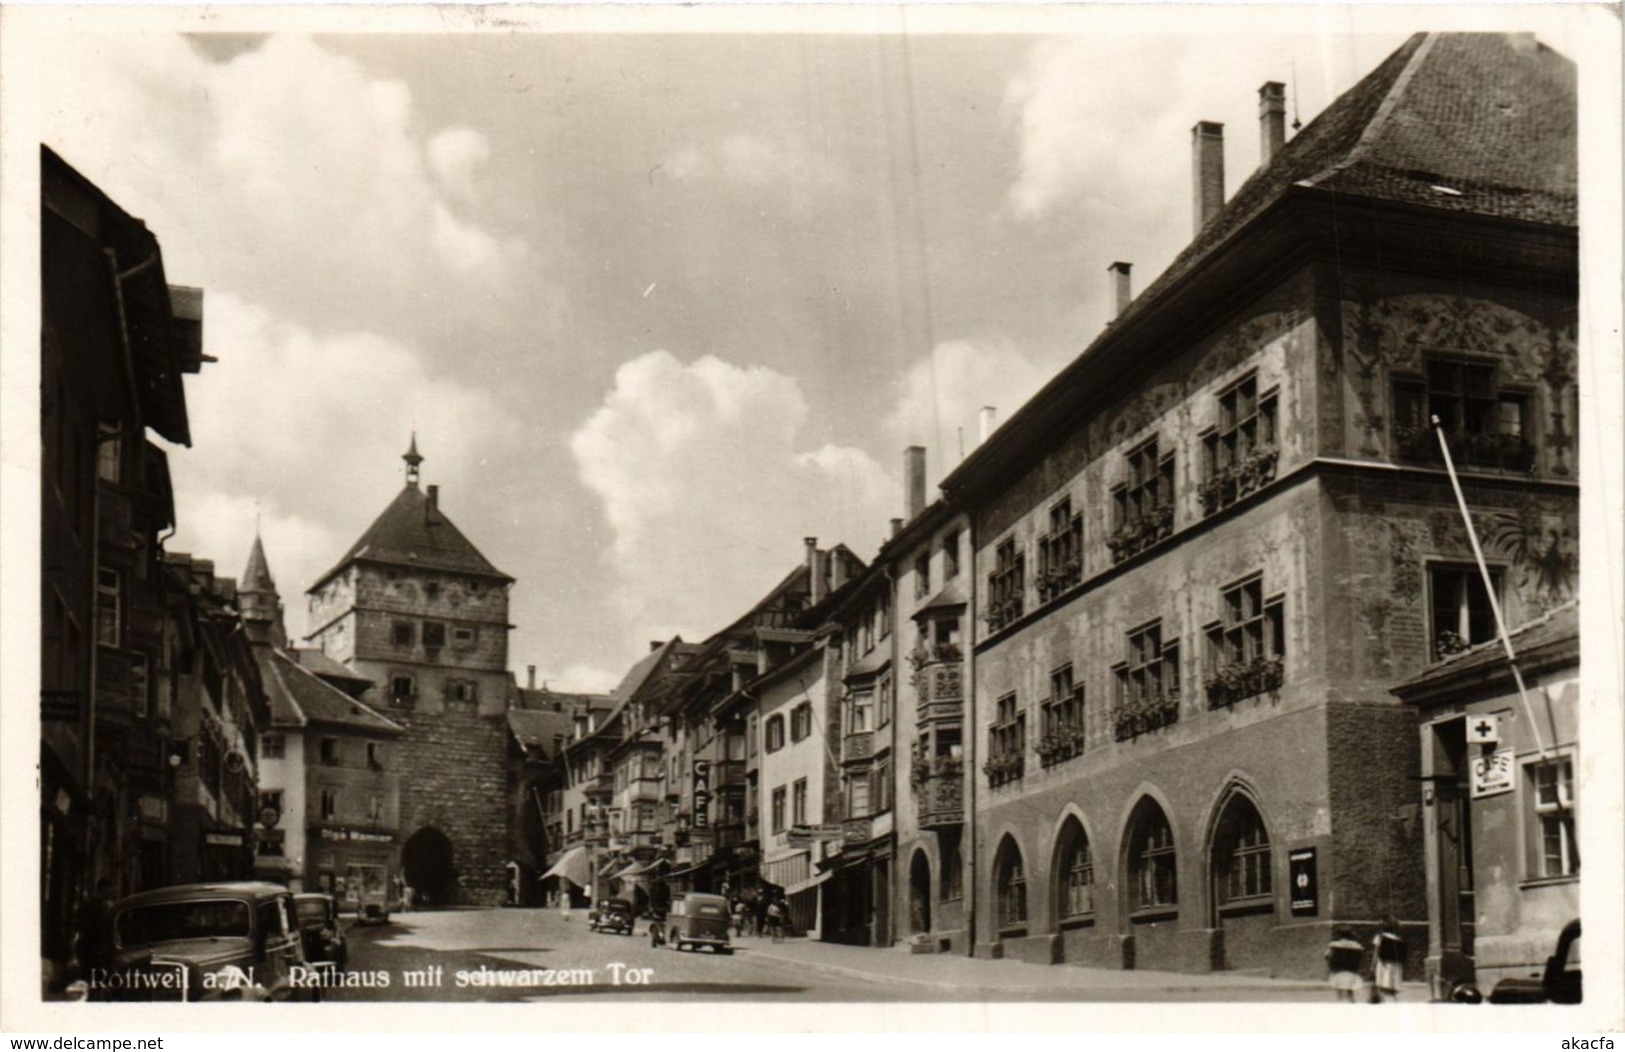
1117, 33, 1574, 340
311, 484, 510, 591
512, 686, 612, 713
257, 647, 404, 734
508, 709, 575, 758
290, 647, 376, 697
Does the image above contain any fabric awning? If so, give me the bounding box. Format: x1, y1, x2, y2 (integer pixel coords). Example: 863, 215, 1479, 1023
783, 868, 834, 897
540, 846, 590, 888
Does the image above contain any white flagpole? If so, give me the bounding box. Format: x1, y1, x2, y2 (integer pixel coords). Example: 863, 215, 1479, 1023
1431, 415, 1550, 761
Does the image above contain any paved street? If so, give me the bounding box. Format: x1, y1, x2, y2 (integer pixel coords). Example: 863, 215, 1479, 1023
325, 907, 1427, 1003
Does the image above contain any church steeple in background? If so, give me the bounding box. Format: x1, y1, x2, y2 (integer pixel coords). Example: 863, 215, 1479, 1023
403, 432, 423, 488
239, 529, 287, 649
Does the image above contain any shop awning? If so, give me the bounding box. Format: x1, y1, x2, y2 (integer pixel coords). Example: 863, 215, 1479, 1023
783, 868, 834, 897
540, 846, 590, 888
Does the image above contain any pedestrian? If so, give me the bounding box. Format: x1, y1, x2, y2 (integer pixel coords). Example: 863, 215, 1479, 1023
732, 898, 749, 938
402, 883, 414, 913
766, 897, 785, 943
1370, 915, 1406, 1003
1325, 927, 1364, 1003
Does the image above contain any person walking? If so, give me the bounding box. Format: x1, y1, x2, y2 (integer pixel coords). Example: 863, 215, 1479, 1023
1325, 928, 1364, 1003
766, 896, 785, 943
1370, 916, 1406, 1003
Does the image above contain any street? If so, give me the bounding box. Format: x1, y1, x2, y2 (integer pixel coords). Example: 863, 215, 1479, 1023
326, 907, 1414, 1003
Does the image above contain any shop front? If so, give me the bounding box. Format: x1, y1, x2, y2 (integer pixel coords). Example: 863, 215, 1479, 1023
309, 824, 397, 912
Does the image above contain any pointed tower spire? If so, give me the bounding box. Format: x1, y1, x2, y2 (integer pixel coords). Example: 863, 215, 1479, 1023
240, 530, 287, 648
403, 433, 423, 487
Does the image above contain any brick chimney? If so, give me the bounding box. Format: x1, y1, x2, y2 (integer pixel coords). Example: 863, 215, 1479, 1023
527, 665, 536, 690
890, 517, 904, 537
1108, 261, 1133, 319
904, 447, 927, 521
1192, 121, 1225, 233
425, 484, 440, 524
1258, 82, 1286, 165
805, 537, 825, 605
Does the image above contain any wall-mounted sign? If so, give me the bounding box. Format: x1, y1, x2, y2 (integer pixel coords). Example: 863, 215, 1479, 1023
1471, 748, 1515, 799
318, 826, 395, 844
204, 832, 244, 848
1288, 848, 1318, 916
1466, 714, 1500, 746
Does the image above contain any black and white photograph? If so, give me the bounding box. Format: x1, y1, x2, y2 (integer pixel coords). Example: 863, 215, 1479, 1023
2, 1, 1620, 1034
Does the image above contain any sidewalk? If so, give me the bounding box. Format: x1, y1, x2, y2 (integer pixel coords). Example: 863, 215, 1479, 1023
735, 935, 1429, 1001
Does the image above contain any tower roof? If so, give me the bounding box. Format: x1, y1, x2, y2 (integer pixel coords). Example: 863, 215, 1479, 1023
242, 533, 277, 596
309, 482, 512, 593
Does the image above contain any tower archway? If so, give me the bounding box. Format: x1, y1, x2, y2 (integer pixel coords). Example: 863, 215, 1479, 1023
402, 826, 457, 907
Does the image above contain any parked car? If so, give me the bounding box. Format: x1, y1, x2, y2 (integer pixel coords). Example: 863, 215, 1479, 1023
95, 881, 313, 1001
1487, 919, 1581, 1004
588, 898, 635, 935
293, 893, 348, 972
657, 892, 732, 954
355, 899, 391, 927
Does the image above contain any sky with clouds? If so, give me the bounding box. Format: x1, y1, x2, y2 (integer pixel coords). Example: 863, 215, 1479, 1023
38, 13, 1442, 692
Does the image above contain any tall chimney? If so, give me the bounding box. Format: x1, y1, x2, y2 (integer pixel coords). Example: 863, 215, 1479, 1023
1258, 82, 1286, 165
890, 517, 904, 537
805, 537, 825, 605
831, 550, 849, 590
425, 484, 440, 520
1192, 121, 1225, 233
904, 446, 927, 520
979, 406, 998, 444
1108, 261, 1133, 319
527, 665, 536, 690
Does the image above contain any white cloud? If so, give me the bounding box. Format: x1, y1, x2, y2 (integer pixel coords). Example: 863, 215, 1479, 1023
883, 339, 1050, 487
427, 126, 492, 204
570, 351, 893, 644
166, 291, 531, 637
46, 34, 530, 335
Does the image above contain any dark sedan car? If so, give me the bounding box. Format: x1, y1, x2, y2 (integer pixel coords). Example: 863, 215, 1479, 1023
293, 893, 348, 972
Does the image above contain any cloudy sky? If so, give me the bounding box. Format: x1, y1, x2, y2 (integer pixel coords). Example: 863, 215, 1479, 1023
38, 11, 1451, 691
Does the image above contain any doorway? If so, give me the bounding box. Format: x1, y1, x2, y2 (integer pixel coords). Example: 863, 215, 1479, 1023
1431, 719, 1476, 983
402, 826, 457, 907
909, 850, 932, 934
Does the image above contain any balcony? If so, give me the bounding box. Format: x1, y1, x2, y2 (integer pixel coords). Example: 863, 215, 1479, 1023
95, 647, 144, 729
716, 821, 748, 848
715, 759, 747, 788
913, 654, 963, 725
1395, 426, 1535, 475
911, 756, 964, 829
842, 731, 874, 764
626, 776, 662, 804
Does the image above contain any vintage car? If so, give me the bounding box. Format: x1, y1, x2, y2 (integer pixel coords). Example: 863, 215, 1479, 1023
94, 881, 314, 1001
655, 893, 732, 954
355, 899, 391, 927
292, 893, 348, 972
588, 898, 635, 935
1487, 919, 1582, 1004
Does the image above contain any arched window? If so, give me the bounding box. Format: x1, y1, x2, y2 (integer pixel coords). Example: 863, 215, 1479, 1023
1053, 817, 1095, 921
994, 837, 1027, 931
1212, 791, 1272, 905
1126, 798, 1177, 911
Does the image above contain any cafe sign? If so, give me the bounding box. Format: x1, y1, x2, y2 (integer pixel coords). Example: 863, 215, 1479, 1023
1471, 748, 1516, 799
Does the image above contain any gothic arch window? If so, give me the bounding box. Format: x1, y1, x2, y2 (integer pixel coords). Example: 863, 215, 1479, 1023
1211, 790, 1272, 908
1052, 816, 1095, 924
1125, 797, 1177, 914
994, 835, 1028, 933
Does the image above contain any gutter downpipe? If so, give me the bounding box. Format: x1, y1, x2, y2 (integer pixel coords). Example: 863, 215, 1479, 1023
1432, 418, 1573, 856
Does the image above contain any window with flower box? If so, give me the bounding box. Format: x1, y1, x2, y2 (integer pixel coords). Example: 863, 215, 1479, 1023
1037, 498, 1084, 602
1038, 664, 1086, 767
986, 539, 1025, 631
984, 693, 1025, 785
1429, 564, 1504, 660
1110, 439, 1176, 563
1204, 575, 1285, 708
1393, 357, 1534, 472
1113, 621, 1180, 740
1200, 375, 1279, 516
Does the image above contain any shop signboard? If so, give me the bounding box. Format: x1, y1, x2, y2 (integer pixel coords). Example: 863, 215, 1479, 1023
1471, 748, 1515, 799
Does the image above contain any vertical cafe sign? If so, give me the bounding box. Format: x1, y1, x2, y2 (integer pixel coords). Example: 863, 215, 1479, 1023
692, 760, 710, 829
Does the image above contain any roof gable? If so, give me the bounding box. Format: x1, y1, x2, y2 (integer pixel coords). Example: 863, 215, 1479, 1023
310, 484, 510, 592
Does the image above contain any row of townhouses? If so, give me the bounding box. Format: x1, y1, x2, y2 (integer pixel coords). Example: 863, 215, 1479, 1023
41, 147, 271, 994
534, 32, 1581, 991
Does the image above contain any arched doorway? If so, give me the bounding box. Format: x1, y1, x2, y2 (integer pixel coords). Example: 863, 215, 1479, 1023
908, 850, 932, 934
402, 827, 457, 907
